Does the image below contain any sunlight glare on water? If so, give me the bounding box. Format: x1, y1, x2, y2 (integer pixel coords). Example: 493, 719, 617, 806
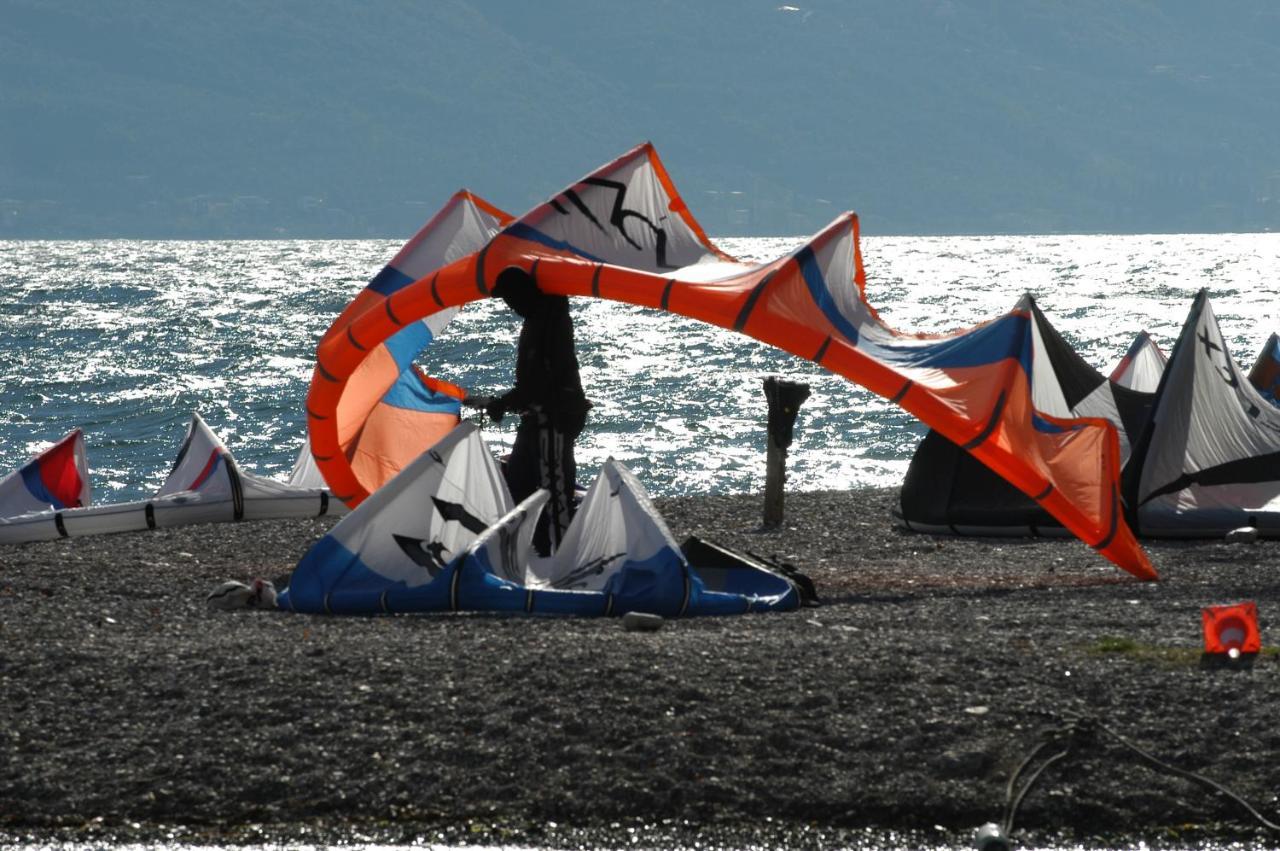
1, 233, 1278, 501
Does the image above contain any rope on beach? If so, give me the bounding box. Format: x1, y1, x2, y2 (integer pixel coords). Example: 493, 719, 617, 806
1002, 709, 1280, 837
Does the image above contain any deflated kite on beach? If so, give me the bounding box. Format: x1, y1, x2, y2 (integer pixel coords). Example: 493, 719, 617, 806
0, 413, 344, 544
307, 143, 1157, 580
281, 422, 800, 616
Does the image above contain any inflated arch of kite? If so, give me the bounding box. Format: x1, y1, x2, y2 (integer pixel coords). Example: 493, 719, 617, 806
307, 143, 1157, 581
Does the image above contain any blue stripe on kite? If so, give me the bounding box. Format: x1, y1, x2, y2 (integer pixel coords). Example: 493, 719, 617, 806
1031, 412, 1084, 434
871, 313, 1031, 370
505, 222, 608, 264
284, 535, 379, 613
20, 463, 64, 510
382, 322, 433, 372
381, 370, 463, 414
797, 246, 860, 346
796, 246, 1030, 371
368, 265, 415, 297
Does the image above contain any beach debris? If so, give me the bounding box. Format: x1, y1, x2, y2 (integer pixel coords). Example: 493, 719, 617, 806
974, 822, 1011, 851
207, 578, 278, 611
1225, 526, 1259, 544
622, 611, 664, 632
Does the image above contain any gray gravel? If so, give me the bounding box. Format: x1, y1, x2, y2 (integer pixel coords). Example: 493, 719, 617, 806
1, 487, 1279, 849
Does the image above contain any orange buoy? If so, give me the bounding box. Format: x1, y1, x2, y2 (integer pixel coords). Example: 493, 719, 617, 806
1201, 601, 1261, 656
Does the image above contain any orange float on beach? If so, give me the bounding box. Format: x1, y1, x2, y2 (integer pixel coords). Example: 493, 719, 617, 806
1202, 601, 1261, 655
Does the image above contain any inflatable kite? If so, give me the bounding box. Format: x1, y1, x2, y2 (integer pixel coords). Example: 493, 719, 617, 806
281, 422, 800, 616
308, 143, 1157, 581
0, 414, 343, 544
1110, 330, 1167, 394
0, 428, 90, 520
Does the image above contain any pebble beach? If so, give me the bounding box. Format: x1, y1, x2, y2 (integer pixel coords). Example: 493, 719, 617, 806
2, 487, 1279, 849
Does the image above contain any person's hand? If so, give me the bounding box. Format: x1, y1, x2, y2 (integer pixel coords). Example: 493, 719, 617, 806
485, 398, 506, 423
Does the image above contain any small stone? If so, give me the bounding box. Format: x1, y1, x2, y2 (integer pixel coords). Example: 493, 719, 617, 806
1225, 526, 1259, 544
622, 611, 664, 632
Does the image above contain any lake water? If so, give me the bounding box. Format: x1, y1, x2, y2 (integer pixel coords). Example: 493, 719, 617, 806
1, 234, 1278, 502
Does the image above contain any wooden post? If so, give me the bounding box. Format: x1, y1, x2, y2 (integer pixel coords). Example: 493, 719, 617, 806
763, 433, 787, 527
762, 376, 810, 527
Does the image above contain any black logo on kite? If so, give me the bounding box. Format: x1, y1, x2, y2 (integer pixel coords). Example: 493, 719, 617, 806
1199, 325, 1239, 388
551, 177, 677, 271
431, 497, 489, 534
552, 552, 627, 589
394, 534, 451, 576
393, 498, 492, 576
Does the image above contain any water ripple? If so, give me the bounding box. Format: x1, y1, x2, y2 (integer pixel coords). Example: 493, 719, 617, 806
2, 234, 1277, 502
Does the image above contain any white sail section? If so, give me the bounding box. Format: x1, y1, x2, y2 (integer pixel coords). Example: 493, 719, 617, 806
0, 414, 344, 544
463, 490, 549, 587
511, 143, 725, 273
306, 422, 514, 591
1110, 331, 1167, 393
1135, 292, 1280, 535
526, 459, 687, 592
157, 413, 236, 498
288, 443, 327, 489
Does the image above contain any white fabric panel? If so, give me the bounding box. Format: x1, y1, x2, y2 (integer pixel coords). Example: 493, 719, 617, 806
157, 414, 234, 498
1110, 331, 1167, 393
238, 470, 340, 519
0, 481, 342, 544
390, 193, 506, 278
809, 225, 885, 344
327, 422, 513, 588
1139, 294, 1280, 509
528, 458, 686, 592
519, 146, 718, 273
466, 490, 548, 585
287, 443, 326, 488
0, 419, 349, 545
1028, 304, 1072, 417
1073, 383, 1132, 464
0, 502, 149, 543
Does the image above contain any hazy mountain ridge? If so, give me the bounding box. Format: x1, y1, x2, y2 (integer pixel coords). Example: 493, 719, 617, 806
3, 0, 1279, 237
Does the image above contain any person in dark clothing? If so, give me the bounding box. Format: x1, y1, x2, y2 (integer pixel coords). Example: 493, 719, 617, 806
486, 267, 590, 556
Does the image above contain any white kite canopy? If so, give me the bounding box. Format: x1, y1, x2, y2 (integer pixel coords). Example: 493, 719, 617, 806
0, 413, 344, 544
282, 421, 517, 613
899, 299, 1156, 536
1128, 291, 1280, 536
1109, 330, 1167, 394
525, 458, 687, 592
288, 443, 328, 489
282, 424, 799, 617
0, 428, 91, 519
